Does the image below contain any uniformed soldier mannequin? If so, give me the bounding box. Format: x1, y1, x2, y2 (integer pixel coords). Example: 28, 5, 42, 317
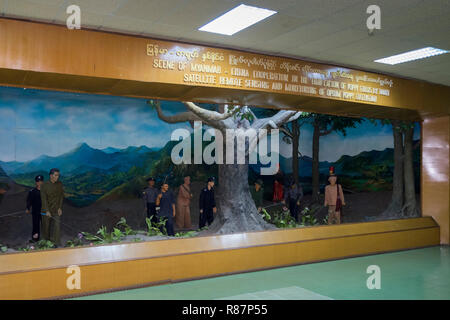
26, 175, 44, 242
155, 182, 176, 236
41, 168, 64, 247
282, 178, 304, 222
143, 177, 158, 224
199, 177, 217, 229
250, 179, 264, 213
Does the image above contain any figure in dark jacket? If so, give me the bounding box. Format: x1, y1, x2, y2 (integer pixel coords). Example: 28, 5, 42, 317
199, 177, 217, 229
282, 178, 304, 222
250, 179, 264, 213
156, 182, 176, 236
26, 175, 44, 242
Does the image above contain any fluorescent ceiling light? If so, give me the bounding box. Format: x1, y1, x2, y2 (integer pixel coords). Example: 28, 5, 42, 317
374, 47, 448, 65
198, 4, 277, 36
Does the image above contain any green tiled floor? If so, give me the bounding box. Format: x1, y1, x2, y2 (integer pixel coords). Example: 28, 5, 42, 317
73, 246, 450, 300
216, 286, 333, 300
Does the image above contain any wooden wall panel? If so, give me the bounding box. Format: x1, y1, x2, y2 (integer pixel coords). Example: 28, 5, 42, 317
0, 217, 440, 299
0, 18, 449, 120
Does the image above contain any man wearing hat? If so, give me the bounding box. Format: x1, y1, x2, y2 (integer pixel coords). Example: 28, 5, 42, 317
282, 177, 304, 222
26, 175, 44, 242
143, 177, 159, 224
199, 177, 217, 229
324, 166, 346, 224
250, 179, 264, 213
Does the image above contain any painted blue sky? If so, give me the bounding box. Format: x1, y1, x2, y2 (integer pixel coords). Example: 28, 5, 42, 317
0, 86, 420, 163
279, 120, 420, 162
0, 86, 192, 162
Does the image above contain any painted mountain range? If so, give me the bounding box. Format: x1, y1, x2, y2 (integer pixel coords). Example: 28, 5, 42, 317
0, 143, 154, 175
0, 139, 420, 206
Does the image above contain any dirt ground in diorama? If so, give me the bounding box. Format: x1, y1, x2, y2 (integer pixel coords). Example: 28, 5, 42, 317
0, 176, 420, 249
0, 181, 202, 248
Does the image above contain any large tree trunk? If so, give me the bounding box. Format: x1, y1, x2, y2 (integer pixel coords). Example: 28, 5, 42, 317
402, 123, 420, 217
292, 121, 300, 185
382, 121, 404, 217
311, 121, 320, 202
205, 163, 275, 234
154, 101, 300, 234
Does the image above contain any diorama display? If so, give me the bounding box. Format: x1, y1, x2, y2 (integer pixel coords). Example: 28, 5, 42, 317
0, 86, 421, 252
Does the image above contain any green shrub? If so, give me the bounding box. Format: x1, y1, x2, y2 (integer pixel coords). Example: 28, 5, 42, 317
145, 217, 166, 236
261, 208, 271, 222
35, 240, 55, 250
268, 209, 297, 228
175, 231, 198, 238
262, 207, 320, 228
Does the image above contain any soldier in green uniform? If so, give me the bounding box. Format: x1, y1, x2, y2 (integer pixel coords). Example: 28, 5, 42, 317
250, 179, 264, 213
40, 168, 64, 247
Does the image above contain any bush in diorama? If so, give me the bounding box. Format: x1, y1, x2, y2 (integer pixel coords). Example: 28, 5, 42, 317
260, 207, 320, 228
60, 217, 200, 250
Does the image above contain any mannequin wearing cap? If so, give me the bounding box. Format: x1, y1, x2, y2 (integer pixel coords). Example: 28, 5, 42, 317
143, 177, 159, 224
199, 177, 217, 229
324, 167, 346, 224
26, 175, 44, 242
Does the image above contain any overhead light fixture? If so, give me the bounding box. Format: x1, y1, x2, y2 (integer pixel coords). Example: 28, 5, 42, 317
374, 47, 448, 65
198, 4, 277, 36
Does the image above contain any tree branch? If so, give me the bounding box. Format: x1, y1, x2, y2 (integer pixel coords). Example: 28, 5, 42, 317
244, 110, 301, 156
287, 112, 302, 123
279, 126, 293, 139
319, 128, 333, 136
183, 101, 235, 121
252, 110, 300, 131
153, 101, 201, 123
